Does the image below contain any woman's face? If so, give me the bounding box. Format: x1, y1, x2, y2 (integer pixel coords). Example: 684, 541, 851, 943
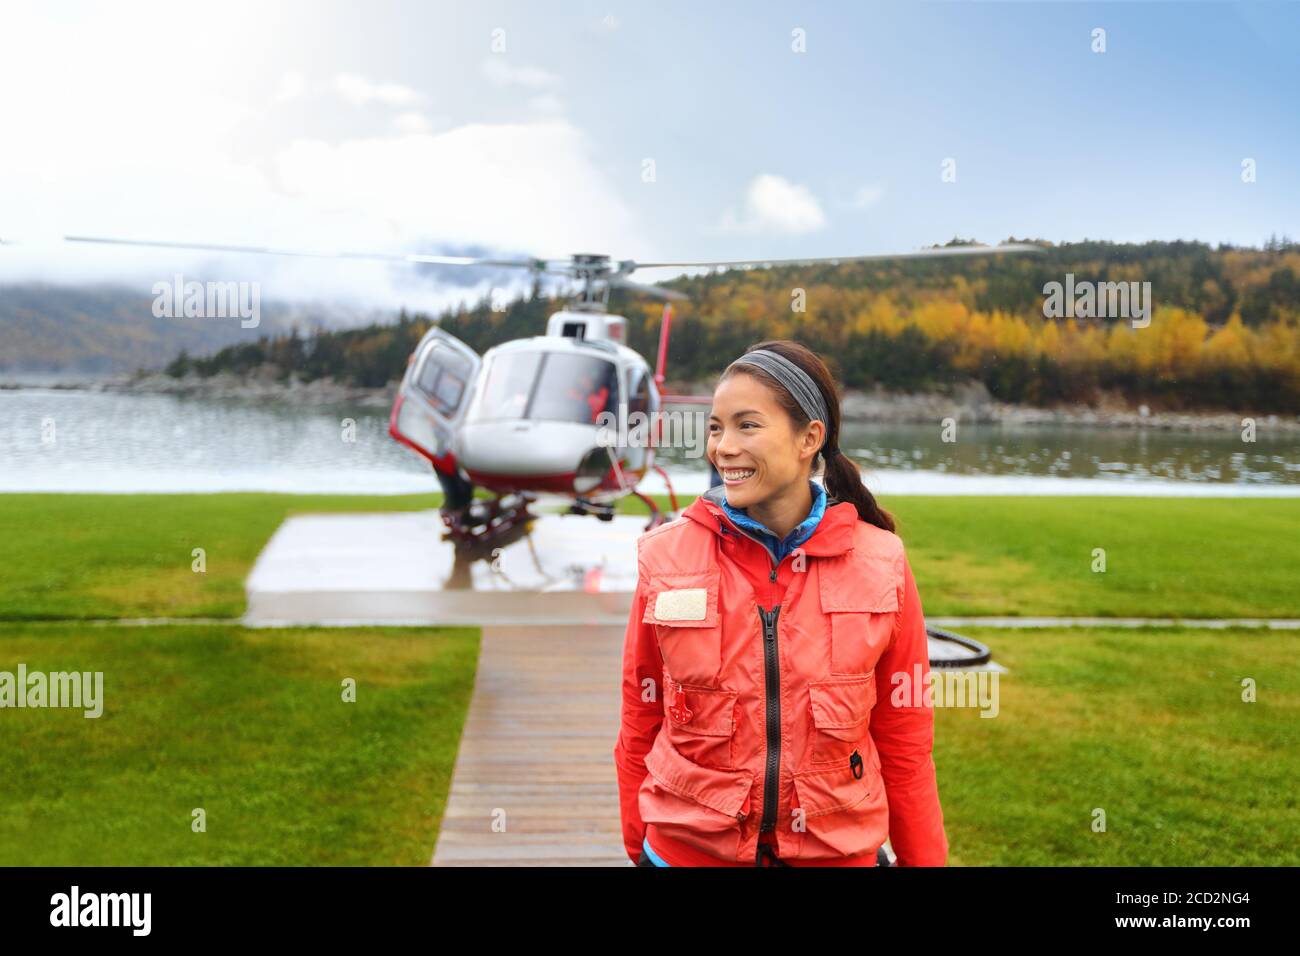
707, 372, 821, 509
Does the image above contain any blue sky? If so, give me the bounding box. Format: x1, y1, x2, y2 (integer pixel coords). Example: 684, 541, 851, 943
1, 0, 1296, 308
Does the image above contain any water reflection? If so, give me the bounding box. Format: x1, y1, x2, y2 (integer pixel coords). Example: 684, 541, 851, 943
657, 422, 1300, 485
1, 390, 1297, 492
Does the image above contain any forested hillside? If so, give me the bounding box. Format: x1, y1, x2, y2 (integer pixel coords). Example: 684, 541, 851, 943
137, 238, 1300, 411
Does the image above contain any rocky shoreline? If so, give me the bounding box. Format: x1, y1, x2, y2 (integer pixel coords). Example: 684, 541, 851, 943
836, 380, 1300, 433
97, 370, 399, 408
676, 377, 1300, 433
7, 371, 1300, 432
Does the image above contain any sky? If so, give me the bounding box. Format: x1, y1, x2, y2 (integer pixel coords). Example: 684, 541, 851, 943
1, 0, 1297, 313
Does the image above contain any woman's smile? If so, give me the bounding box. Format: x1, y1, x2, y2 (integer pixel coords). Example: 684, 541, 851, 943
720, 467, 757, 485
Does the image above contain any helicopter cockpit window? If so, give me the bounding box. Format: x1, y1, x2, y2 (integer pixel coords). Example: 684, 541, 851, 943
414, 344, 473, 417
468, 351, 618, 424
468, 351, 541, 422
530, 352, 619, 424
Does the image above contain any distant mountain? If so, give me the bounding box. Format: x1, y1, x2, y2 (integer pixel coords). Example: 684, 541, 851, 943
0, 283, 391, 377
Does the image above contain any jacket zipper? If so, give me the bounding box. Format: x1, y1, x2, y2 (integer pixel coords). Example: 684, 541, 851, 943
719, 514, 785, 863
757, 603, 782, 848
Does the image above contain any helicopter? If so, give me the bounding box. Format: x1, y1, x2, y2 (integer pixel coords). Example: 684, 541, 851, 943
60, 234, 1040, 545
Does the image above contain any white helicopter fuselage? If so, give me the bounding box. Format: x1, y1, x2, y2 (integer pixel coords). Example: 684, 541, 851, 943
390, 309, 662, 502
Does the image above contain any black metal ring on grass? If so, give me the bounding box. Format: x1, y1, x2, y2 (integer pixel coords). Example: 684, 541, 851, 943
925, 625, 992, 668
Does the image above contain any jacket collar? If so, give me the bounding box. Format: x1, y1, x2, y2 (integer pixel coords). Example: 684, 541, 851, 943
720, 477, 826, 563
684, 480, 859, 557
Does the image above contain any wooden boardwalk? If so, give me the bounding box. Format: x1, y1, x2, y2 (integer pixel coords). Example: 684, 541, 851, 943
430, 623, 631, 866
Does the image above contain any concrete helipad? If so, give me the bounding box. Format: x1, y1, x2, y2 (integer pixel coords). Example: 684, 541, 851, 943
244, 510, 644, 627
243, 508, 1007, 671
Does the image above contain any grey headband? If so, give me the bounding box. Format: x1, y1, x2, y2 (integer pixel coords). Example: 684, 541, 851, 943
728, 348, 835, 455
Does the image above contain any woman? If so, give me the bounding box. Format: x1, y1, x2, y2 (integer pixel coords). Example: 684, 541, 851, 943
613, 340, 948, 867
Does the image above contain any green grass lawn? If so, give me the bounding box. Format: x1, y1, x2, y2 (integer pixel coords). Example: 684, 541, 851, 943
883, 496, 1300, 619
935, 627, 1300, 865
0, 493, 440, 620
1, 493, 1298, 620
0, 622, 479, 865
3, 619, 1294, 865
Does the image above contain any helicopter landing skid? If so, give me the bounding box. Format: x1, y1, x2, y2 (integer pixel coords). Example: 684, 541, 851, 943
639, 464, 682, 531
633, 490, 668, 531
635, 466, 680, 532
441, 493, 537, 550
567, 496, 617, 521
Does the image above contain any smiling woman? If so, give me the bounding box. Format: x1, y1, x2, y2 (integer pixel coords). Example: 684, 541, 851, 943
614, 339, 949, 867
710, 341, 895, 537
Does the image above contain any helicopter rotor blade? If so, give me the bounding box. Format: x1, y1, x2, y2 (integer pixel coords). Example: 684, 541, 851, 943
63, 235, 553, 271
605, 275, 688, 302
627, 242, 1043, 272
58, 236, 1043, 307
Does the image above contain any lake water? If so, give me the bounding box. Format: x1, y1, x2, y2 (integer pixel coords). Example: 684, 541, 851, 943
2, 390, 1298, 496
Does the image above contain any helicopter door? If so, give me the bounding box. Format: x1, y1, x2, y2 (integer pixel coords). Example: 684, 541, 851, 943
389, 328, 481, 464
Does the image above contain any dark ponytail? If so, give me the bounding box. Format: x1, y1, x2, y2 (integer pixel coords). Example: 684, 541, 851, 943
821, 438, 895, 533
723, 340, 896, 535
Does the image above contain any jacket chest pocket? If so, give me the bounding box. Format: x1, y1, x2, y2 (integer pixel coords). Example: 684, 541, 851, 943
663, 670, 739, 770
806, 673, 876, 765
818, 555, 898, 676
642, 568, 722, 687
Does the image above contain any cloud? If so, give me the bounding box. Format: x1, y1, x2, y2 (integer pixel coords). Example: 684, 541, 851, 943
393, 112, 435, 134
480, 57, 561, 89
272, 120, 639, 257
334, 72, 423, 107
718, 174, 827, 235
849, 184, 885, 208
528, 94, 565, 116
0, 4, 644, 312
273, 70, 308, 103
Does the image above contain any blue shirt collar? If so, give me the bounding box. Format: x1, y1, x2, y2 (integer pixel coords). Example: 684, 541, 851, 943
719, 479, 827, 564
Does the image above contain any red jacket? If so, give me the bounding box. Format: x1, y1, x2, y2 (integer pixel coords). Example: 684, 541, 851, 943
613, 485, 949, 866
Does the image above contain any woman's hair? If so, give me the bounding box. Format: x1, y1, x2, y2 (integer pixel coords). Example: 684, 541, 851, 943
721, 339, 896, 534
